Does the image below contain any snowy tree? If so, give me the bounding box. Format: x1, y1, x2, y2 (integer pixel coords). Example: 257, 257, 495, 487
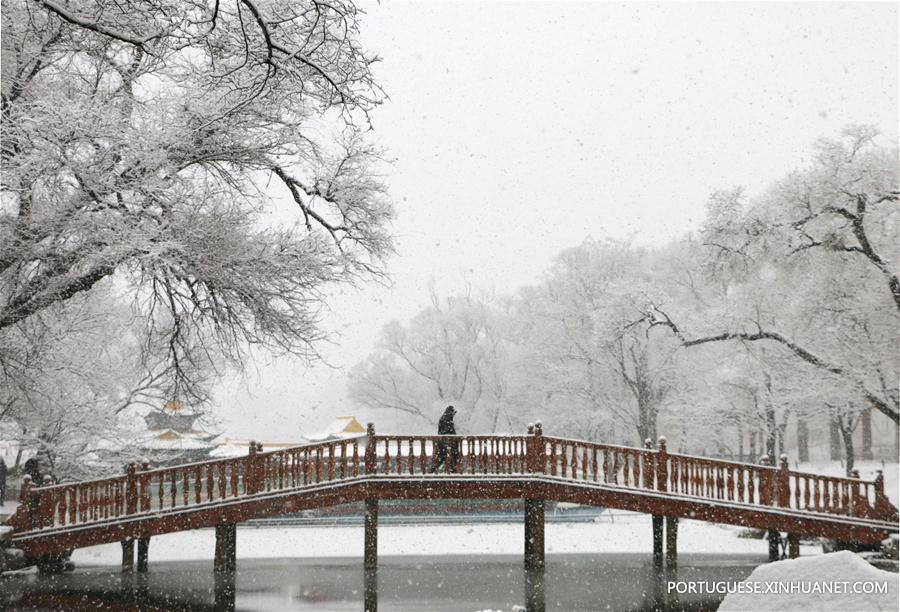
1, 0, 392, 405
640, 127, 899, 426
349, 288, 522, 432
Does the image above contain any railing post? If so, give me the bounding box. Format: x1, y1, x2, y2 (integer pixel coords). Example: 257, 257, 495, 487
255, 442, 265, 492
126, 462, 138, 515
850, 468, 864, 517
38, 475, 54, 529
643, 439, 653, 489
526, 422, 544, 474
759, 456, 773, 505
777, 454, 790, 508
657, 436, 668, 492
365, 423, 376, 475
17, 475, 33, 530
872, 469, 899, 521
246, 441, 258, 495
139, 459, 151, 512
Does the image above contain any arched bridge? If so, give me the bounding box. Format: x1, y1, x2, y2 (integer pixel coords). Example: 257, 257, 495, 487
6, 424, 898, 562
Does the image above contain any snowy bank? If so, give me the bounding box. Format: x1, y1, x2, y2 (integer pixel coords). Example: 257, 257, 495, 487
719, 550, 899, 611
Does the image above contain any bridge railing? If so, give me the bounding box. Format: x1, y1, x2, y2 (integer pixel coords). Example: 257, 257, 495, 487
538, 433, 898, 522
6, 424, 897, 536
373, 435, 529, 475
6, 437, 365, 534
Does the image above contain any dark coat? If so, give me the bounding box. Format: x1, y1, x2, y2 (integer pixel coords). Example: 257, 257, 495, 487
437, 408, 456, 435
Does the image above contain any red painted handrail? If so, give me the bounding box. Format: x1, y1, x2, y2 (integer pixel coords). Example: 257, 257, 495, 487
6, 428, 896, 536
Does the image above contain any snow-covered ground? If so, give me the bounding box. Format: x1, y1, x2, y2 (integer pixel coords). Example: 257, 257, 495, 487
719, 550, 899, 611
73, 511, 812, 566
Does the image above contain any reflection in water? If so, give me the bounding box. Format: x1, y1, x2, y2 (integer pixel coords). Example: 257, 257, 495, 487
214, 570, 236, 611
1, 553, 764, 611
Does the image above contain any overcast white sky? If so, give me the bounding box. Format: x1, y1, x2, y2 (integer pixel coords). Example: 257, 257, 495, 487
212, 1, 899, 441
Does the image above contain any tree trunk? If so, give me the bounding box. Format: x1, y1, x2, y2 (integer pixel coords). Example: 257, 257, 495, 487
737, 422, 745, 462
838, 421, 855, 477
765, 407, 777, 463
796, 418, 809, 463
860, 408, 873, 461
829, 417, 842, 461
748, 429, 758, 462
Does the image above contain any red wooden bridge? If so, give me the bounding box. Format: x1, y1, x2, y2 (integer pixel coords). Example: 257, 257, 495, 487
4, 423, 898, 609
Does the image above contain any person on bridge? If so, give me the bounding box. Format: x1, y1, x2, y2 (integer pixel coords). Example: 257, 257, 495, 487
432, 405, 459, 473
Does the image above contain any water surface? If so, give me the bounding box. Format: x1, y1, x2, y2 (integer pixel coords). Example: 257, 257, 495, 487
1, 552, 765, 611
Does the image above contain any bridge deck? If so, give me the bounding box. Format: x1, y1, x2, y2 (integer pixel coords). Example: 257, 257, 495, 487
5, 428, 898, 557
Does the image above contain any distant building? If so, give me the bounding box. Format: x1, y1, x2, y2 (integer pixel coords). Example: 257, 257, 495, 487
137, 401, 220, 465
305, 416, 366, 442
208, 416, 367, 458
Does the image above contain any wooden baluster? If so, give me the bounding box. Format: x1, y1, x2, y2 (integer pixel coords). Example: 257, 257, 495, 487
549, 443, 558, 476
418, 438, 426, 473
602, 449, 609, 483
460, 438, 468, 474
194, 467, 202, 504
622, 451, 630, 487
66, 488, 75, 525
383, 441, 391, 475
327, 444, 335, 481
794, 475, 801, 510
562, 445, 570, 480
213, 463, 223, 499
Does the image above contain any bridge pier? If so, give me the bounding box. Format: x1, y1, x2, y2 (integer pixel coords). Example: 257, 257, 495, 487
524, 498, 545, 571
214, 523, 237, 611
787, 533, 800, 559
524, 497, 545, 612
137, 537, 150, 573
214, 523, 237, 573
364, 497, 378, 611
652, 515, 664, 569
364, 498, 378, 571
767, 530, 780, 561
121, 538, 135, 574
665, 516, 678, 572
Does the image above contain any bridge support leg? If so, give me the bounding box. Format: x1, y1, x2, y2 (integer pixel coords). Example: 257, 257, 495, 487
364, 569, 378, 612
524, 498, 545, 571
787, 533, 799, 559
214, 523, 237, 574
121, 539, 135, 574
137, 537, 150, 573
665, 516, 678, 572
767, 530, 780, 562
364, 498, 378, 571
652, 515, 664, 569
524, 498, 545, 612
214, 523, 237, 611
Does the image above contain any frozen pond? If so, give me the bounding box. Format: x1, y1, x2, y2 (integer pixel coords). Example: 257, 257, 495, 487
2, 552, 767, 611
